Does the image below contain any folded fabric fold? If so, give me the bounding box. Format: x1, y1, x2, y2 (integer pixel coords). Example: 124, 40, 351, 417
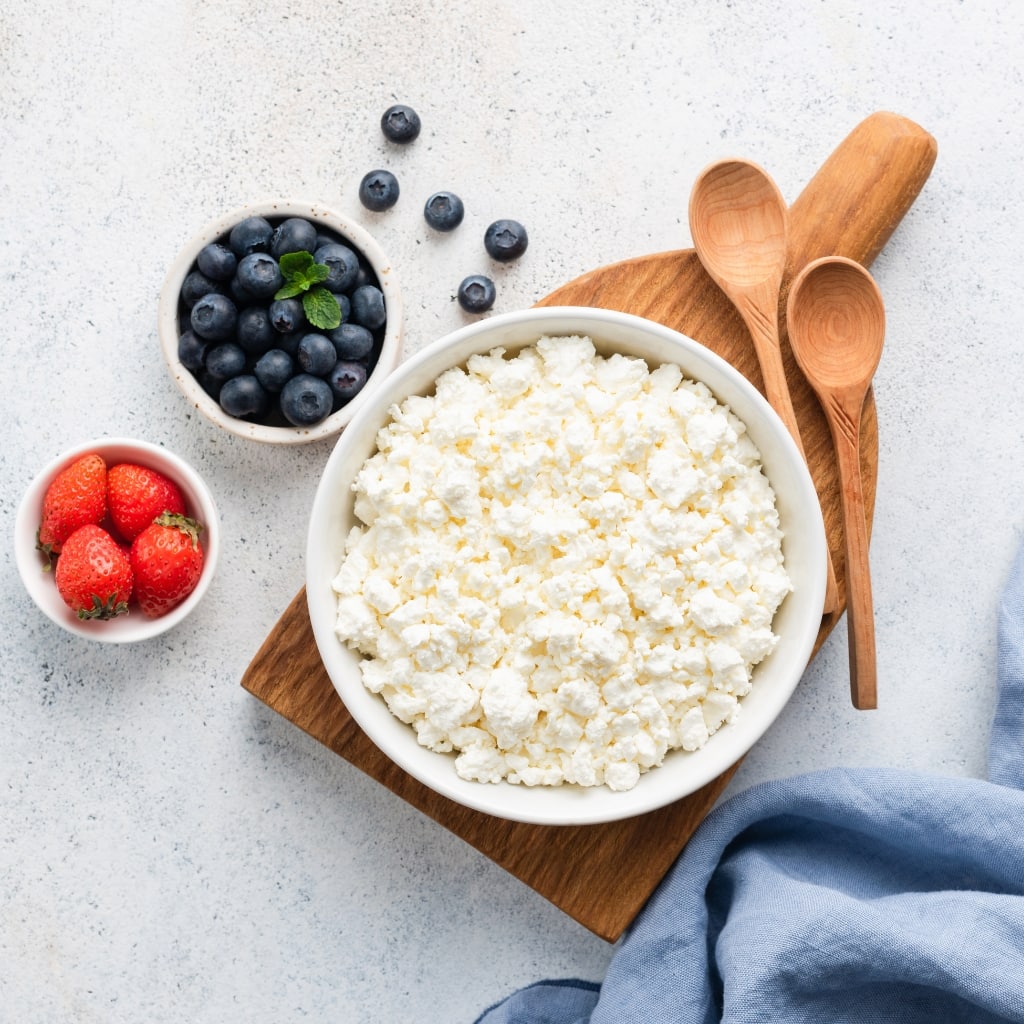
476, 536, 1024, 1023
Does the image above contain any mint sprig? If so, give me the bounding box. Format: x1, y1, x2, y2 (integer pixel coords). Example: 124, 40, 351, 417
274, 251, 342, 330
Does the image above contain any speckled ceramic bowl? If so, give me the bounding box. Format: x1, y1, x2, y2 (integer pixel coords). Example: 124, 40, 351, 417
15, 438, 220, 643
158, 200, 403, 445
306, 307, 827, 825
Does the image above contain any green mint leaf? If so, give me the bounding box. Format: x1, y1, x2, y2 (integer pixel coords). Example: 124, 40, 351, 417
303, 287, 342, 330
278, 250, 315, 280
273, 281, 306, 301
306, 263, 330, 285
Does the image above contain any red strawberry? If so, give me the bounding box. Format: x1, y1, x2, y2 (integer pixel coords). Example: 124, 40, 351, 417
37, 453, 108, 559
130, 512, 205, 619
54, 524, 133, 620
107, 462, 187, 542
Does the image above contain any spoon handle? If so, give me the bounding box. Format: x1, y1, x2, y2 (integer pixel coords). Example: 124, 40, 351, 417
826, 396, 878, 709
737, 285, 842, 614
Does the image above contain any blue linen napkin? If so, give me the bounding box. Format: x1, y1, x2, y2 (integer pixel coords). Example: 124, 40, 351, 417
475, 537, 1024, 1023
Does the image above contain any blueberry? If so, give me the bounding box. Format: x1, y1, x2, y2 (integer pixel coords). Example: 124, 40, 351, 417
269, 297, 306, 334
236, 306, 276, 355
181, 269, 223, 308
331, 292, 352, 324
190, 293, 238, 341
457, 275, 496, 314
197, 369, 222, 400
358, 170, 400, 212
178, 329, 209, 372
353, 262, 376, 290
235, 252, 283, 299
484, 219, 529, 262
196, 242, 237, 282
204, 342, 247, 381
228, 216, 273, 257
329, 361, 369, 406
328, 322, 374, 361
280, 373, 334, 426
350, 284, 386, 329
424, 191, 465, 232
253, 349, 295, 393
314, 242, 360, 292
219, 375, 270, 419
271, 217, 319, 258
229, 274, 256, 305
296, 333, 338, 377
274, 330, 302, 358
381, 104, 421, 143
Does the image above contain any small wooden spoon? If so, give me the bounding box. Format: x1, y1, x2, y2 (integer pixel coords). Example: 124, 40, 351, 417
689, 159, 840, 614
787, 256, 885, 710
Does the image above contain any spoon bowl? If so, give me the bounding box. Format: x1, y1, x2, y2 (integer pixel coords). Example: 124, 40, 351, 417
787, 256, 886, 710
690, 158, 839, 613
689, 159, 788, 289
786, 257, 886, 393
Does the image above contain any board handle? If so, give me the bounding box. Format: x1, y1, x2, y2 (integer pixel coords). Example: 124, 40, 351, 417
785, 111, 938, 281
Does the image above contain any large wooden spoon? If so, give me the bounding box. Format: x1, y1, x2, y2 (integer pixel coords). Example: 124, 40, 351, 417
689, 159, 840, 613
787, 256, 886, 710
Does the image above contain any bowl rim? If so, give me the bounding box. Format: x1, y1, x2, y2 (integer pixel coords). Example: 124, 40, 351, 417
157, 198, 404, 446
14, 437, 221, 643
306, 306, 827, 825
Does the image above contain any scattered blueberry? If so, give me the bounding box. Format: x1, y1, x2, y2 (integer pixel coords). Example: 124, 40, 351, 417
228, 216, 273, 257
296, 333, 338, 377
381, 104, 421, 144
219, 375, 270, 419
424, 191, 465, 232
182, 270, 223, 308
350, 284, 386, 329
359, 170, 400, 212
236, 306, 276, 355
271, 217, 319, 258
457, 275, 497, 313
178, 329, 209, 372
235, 252, 283, 298
280, 374, 334, 426
329, 361, 369, 405
205, 342, 247, 381
315, 242, 360, 292
484, 219, 529, 262
196, 242, 237, 282
190, 293, 238, 341
253, 349, 295, 393
328, 322, 374, 361
268, 297, 306, 334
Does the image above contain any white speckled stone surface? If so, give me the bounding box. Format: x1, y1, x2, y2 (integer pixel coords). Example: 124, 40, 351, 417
3, 1, 1023, 1021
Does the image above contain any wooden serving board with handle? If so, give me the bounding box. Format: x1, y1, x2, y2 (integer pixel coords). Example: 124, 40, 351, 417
241, 111, 937, 942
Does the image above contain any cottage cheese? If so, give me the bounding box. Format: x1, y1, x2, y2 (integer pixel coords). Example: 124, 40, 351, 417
333, 335, 791, 792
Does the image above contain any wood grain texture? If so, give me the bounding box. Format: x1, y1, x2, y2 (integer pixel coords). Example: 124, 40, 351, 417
240, 111, 937, 942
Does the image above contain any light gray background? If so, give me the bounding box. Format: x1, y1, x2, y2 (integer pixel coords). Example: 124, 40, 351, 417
2, 2, 1021, 1021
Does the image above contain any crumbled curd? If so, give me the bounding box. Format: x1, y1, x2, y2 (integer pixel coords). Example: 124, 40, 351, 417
333, 335, 791, 791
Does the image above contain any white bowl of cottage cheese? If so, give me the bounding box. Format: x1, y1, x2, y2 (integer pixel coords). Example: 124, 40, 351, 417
306, 307, 827, 825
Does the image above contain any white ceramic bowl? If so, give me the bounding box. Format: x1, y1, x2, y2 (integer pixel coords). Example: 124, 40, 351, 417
158, 200, 404, 445
307, 307, 827, 825
15, 438, 220, 643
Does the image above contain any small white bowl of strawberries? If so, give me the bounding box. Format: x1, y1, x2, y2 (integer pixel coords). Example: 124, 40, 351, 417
15, 438, 220, 642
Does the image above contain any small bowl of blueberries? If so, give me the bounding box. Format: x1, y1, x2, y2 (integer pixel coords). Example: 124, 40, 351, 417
158, 200, 403, 444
